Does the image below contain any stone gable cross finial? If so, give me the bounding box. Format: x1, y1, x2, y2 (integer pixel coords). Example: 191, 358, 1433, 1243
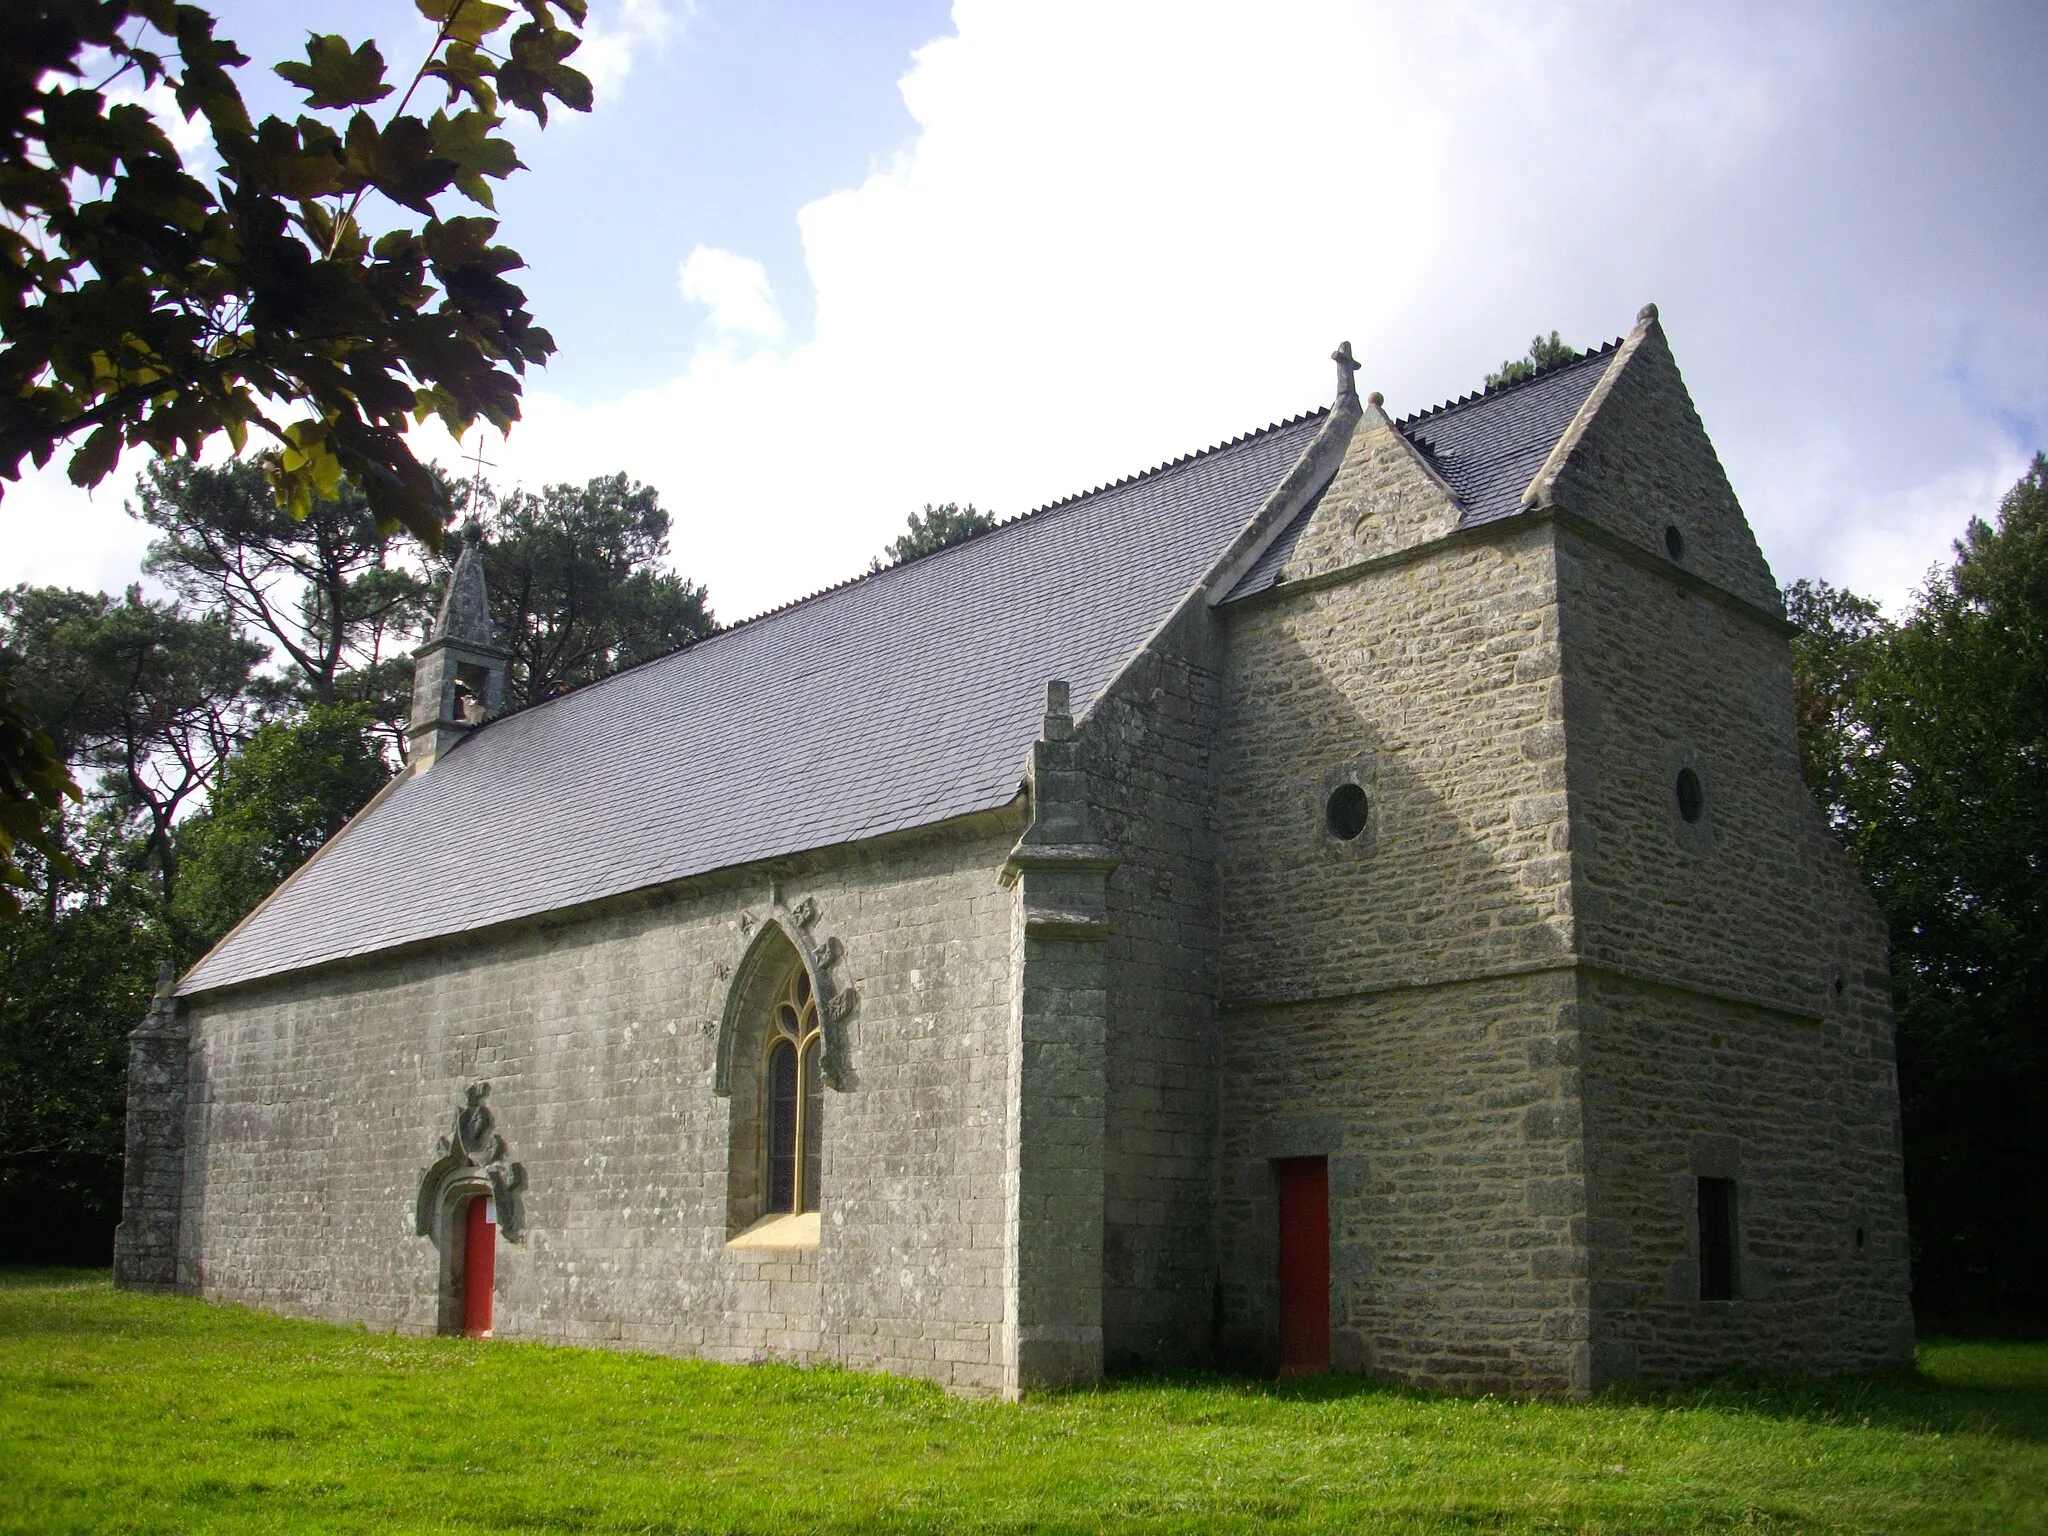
1331, 341, 1362, 410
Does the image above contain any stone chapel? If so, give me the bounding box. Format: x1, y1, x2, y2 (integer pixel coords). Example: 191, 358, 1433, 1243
114, 305, 1914, 1398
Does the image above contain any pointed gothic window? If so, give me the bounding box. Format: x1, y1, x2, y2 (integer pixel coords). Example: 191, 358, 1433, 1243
764, 963, 823, 1215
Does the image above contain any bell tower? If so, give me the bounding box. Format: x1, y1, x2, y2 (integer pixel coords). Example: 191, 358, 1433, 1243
408, 540, 509, 770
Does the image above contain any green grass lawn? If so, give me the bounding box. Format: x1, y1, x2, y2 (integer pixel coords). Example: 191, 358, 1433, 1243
1, 1269, 2043, 1534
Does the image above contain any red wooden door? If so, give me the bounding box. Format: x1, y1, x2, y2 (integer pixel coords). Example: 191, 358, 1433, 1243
1277, 1157, 1329, 1375
462, 1195, 496, 1339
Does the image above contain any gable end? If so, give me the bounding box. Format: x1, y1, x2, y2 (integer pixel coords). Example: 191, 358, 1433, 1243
1525, 308, 1780, 612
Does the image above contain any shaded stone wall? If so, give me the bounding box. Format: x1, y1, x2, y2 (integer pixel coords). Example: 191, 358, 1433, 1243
1078, 598, 1228, 1367
1002, 682, 1114, 1392
173, 817, 1021, 1394
1557, 525, 1882, 1017
1554, 524, 1911, 1382
1218, 970, 1589, 1393
1577, 972, 1914, 1385
1215, 522, 1591, 1392
111, 992, 190, 1291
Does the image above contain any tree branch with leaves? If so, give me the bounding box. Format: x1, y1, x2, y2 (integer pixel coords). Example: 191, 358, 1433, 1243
0, 0, 592, 909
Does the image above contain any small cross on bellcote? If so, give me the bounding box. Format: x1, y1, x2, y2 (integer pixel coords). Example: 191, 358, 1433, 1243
462, 435, 495, 521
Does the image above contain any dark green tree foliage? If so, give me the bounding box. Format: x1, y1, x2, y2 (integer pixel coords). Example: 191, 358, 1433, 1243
1, 626, 386, 1260
1485, 331, 1577, 389
0, 592, 94, 918
136, 456, 444, 752
0, 0, 593, 898
473, 474, 714, 707
0, 829, 161, 1263
0, 584, 260, 907
0, 684, 78, 920
1787, 455, 2048, 1315
1, 0, 590, 533
875, 502, 994, 569
174, 703, 390, 948
1783, 577, 1891, 824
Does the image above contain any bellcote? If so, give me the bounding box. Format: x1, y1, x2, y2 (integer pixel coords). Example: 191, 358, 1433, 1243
408, 541, 509, 771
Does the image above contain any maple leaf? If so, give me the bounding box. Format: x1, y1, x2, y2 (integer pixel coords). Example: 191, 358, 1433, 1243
275, 36, 394, 112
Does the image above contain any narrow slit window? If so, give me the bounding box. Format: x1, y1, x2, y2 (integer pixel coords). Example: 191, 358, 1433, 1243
767, 1040, 797, 1213
1698, 1177, 1737, 1301
801, 1037, 823, 1212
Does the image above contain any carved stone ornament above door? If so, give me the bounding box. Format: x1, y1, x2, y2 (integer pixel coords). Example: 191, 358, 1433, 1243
414, 1081, 527, 1242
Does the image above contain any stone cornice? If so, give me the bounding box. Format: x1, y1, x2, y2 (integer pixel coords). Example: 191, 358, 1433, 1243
1218, 957, 1827, 1024
174, 800, 1025, 1006
1217, 503, 1794, 636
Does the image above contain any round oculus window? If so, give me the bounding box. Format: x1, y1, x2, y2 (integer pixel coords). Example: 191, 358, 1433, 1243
1675, 766, 1705, 824
1326, 782, 1370, 841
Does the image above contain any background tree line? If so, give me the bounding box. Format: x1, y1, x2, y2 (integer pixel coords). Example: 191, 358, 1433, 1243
0, 474, 979, 1265
0, 458, 713, 1261
1786, 454, 2048, 1320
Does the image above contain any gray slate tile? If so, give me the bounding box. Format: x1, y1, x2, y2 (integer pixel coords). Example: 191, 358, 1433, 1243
181, 414, 1328, 995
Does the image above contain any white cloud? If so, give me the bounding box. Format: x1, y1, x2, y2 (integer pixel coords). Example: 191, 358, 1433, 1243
677, 247, 785, 343
1773, 449, 2032, 620
106, 78, 212, 161
578, 0, 688, 100
11, 1, 2044, 627
464, 0, 2046, 622
0, 456, 154, 599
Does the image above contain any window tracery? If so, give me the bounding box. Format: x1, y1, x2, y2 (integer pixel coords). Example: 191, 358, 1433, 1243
764, 962, 823, 1215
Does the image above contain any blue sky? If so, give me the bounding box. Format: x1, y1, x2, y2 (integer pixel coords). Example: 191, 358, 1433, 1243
142, 0, 952, 395
4, 0, 2045, 622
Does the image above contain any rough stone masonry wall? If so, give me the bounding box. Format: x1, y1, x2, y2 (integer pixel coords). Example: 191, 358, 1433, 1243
1556, 527, 1912, 1380
172, 817, 1021, 1394
1078, 597, 1228, 1368
1575, 972, 1914, 1385
1215, 521, 1592, 1393
1217, 970, 1590, 1393
1557, 527, 1885, 1018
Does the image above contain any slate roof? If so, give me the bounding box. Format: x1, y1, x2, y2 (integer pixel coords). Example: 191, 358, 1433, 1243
1223, 344, 1616, 602
179, 411, 1329, 996
1404, 342, 1617, 527
1220, 479, 1330, 600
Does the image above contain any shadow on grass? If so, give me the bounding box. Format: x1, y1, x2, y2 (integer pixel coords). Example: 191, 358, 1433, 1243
1097, 1343, 2048, 1447
12, 1267, 2046, 1452
0, 1266, 109, 1291
1917, 1313, 2048, 1341
1616, 1356, 2048, 1446
1095, 1366, 1435, 1406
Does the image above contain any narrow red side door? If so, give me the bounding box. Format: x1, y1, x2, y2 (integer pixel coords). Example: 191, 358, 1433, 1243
462, 1194, 496, 1339
1276, 1157, 1329, 1376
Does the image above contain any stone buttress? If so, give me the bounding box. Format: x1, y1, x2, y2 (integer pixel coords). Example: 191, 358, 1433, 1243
112, 966, 190, 1291
999, 681, 1116, 1393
